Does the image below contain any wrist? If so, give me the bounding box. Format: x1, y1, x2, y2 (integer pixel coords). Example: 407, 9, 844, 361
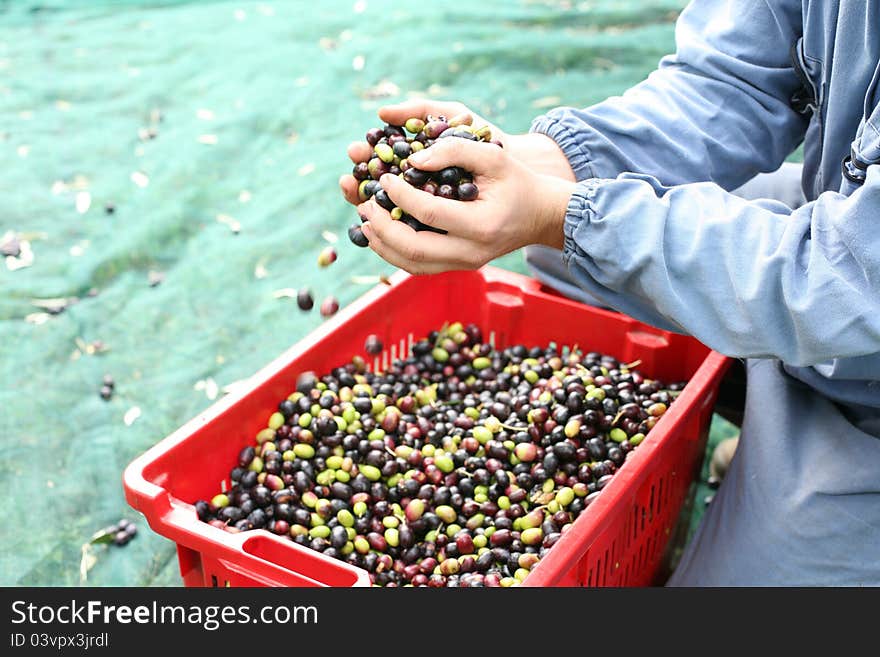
506, 133, 576, 181
533, 174, 576, 250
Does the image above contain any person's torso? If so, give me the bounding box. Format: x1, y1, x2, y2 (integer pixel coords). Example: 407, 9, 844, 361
798, 0, 880, 199
785, 0, 880, 409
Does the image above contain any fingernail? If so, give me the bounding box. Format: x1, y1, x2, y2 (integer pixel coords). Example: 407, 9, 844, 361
380, 173, 395, 185
408, 151, 428, 165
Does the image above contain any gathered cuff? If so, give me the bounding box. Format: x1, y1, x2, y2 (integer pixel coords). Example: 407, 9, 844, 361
561, 178, 611, 266
530, 113, 597, 181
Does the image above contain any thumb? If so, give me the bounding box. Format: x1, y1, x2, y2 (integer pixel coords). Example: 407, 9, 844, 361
407, 137, 502, 176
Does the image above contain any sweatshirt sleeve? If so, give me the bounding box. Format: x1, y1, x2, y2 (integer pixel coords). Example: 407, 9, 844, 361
560, 166, 880, 367
531, 0, 809, 191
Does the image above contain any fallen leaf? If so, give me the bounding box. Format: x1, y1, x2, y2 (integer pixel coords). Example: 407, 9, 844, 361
130, 171, 149, 188
89, 528, 116, 546
31, 297, 76, 314
254, 257, 269, 279
350, 274, 393, 286
147, 270, 165, 287
352, 54, 365, 71
5, 240, 33, 271
75, 191, 91, 214
321, 230, 338, 244
205, 378, 219, 400
123, 407, 142, 426
25, 312, 51, 325
80, 544, 97, 584
350, 274, 382, 285
216, 213, 241, 233
18, 231, 48, 241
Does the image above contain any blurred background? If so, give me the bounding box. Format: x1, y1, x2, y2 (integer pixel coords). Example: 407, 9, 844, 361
1, 0, 735, 585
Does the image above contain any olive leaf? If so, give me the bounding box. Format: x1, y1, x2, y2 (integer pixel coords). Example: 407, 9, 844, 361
89, 527, 117, 545
79, 544, 98, 584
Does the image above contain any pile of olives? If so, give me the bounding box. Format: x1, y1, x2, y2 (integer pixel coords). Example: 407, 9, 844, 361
196, 322, 682, 586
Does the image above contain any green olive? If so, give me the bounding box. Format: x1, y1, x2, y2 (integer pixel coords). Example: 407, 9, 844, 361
556, 486, 575, 507
359, 464, 381, 481
434, 455, 454, 473
308, 525, 330, 539
210, 493, 229, 509
521, 527, 544, 546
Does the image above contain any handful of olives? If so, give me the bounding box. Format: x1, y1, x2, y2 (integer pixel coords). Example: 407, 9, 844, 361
347, 114, 501, 247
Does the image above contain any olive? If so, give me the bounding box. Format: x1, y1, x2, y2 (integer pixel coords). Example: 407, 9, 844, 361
320, 297, 339, 318
194, 500, 211, 521
348, 224, 369, 247
457, 182, 478, 201
374, 189, 396, 212
403, 167, 430, 187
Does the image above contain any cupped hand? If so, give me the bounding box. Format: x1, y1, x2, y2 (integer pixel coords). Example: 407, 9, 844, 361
356, 136, 576, 275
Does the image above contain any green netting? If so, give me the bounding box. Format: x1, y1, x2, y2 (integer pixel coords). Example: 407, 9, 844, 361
1, 0, 701, 586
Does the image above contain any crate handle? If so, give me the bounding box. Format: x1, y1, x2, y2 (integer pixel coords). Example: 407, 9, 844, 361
237, 533, 371, 587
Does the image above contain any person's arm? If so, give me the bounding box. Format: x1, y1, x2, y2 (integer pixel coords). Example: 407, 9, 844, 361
531, 0, 809, 190
357, 130, 880, 367
561, 167, 880, 366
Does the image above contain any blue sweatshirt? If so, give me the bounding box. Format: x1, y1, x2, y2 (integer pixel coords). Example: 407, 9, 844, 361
531, 0, 880, 410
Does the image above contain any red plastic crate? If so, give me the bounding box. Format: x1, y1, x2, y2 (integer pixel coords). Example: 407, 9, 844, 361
124, 266, 730, 587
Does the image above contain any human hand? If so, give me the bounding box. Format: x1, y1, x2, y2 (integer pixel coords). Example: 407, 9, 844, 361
357, 136, 576, 275
339, 100, 574, 205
